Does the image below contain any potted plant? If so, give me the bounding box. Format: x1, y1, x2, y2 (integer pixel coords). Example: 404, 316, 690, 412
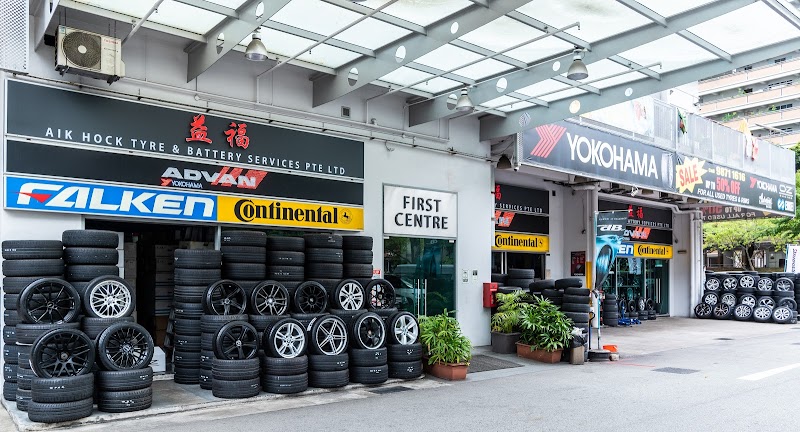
419, 310, 472, 380
490, 291, 531, 354
516, 295, 573, 363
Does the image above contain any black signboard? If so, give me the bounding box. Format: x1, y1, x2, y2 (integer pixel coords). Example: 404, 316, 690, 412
6, 141, 363, 205
494, 212, 549, 235
494, 183, 549, 215
700, 205, 778, 222
598, 200, 672, 230
675, 154, 795, 217
6, 81, 364, 179
520, 121, 676, 191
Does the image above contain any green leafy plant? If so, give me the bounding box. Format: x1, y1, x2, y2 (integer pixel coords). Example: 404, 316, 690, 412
419, 310, 472, 365
518, 296, 574, 352
490, 290, 531, 333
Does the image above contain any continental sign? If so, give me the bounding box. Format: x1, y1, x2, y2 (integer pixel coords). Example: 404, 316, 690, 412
618, 242, 673, 259
492, 232, 549, 253
218, 196, 363, 230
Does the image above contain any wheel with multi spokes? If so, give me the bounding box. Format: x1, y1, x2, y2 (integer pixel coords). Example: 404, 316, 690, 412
30, 328, 94, 378
203, 280, 247, 315
753, 306, 773, 323
96, 323, 154, 371
351, 312, 386, 350
330, 279, 365, 311
738, 294, 757, 308
19, 278, 80, 324
772, 306, 793, 324
308, 315, 348, 356
213, 321, 259, 360
264, 318, 306, 359
720, 293, 737, 308
712, 303, 732, 319
293, 281, 327, 314
388, 311, 419, 345
757, 278, 773, 291
775, 277, 794, 292
694, 303, 712, 319
701, 292, 719, 306
704, 276, 721, 292
365, 279, 396, 309
250, 281, 289, 316
733, 304, 753, 321
738, 275, 756, 289
84, 276, 135, 319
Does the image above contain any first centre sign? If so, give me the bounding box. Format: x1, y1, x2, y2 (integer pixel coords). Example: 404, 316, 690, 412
383, 185, 457, 238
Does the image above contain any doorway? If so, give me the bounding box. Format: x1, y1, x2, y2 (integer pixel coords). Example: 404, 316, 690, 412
383, 237, 456, 317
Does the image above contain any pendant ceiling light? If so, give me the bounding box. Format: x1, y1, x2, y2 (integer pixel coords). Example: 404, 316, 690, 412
496, 154, 513, 170
455, 88, 474, 112
567, 48, 588, 81
245, 31, 268, 61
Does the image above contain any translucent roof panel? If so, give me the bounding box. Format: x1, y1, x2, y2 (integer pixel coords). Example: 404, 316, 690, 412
458, 16, 544, 53
336, 18, 411, 50
636, 0, 715, 17
71, 0, 151, 18
240, 29, 360, 68
496, 100, 535, 112
409, 77, 462, 94
571, 59, 634, 81
203, 0, 247, 8
618, 34, 718, 73
414, 44, 485, 73
540, 87, 586, 103
592, 71, 649, 89
270, 0, 361, 36
516, 0, 651, 43
453, 58, 515, 80
516, 79, 570, 98
505, 34, 574, 64
482, 95, 525, 109
149, 1, 226, 35
357, 0, 473, 27
378, 67, 461, 93
687, 2, 800, 55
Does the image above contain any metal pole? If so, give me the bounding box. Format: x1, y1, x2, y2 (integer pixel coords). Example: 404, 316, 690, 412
122, 0, 164, 45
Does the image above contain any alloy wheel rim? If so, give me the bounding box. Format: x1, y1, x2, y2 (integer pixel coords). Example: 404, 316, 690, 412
721, 293, 736, 307
739, 275, 754, 288
713, 304, 729, 316
394, 314, 418, 345
735, 305, 751, 318
254, 283, 288, 316
103, 326, 151, 369
754, 307, 771, 320
759, 298, 775, 309
697, 304, 712, 316
723, 278, 737, 290
740, 296, 756, 307
208, 281, 246, 315
358, 316, 385, 349
774, 307, 791, 321
369, 283, 395, 309
297, 284, 327, 313
703, 294, 718, 306
757, 279, 773, 290
25, 281, 77, 324
274, 322, 305, 358
218, 324, 258, 359
706, 279, 720, 291
776, 280, 793, 291
35, 332, 92, 377
338, 282, 364, 311
314, 317, 347, 355
89, 280, 132, 318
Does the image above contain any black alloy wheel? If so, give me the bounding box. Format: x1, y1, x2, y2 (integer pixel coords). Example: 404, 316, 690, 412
19, 278, 80, 324
694, 303, 712, 319
365, 279, 396, 309
250, 281, 289, 316
352, 312, 386, 350
96, 323, 155, 371
31, 329, 94, 378
214, 321, 259, 360
203, 280, 248, 315
294, 282, 328, 314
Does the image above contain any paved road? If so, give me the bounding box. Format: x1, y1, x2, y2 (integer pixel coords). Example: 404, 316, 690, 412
43, 322, 798, 432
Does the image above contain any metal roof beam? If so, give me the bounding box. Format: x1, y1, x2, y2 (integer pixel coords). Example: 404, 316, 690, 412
262, 21, 375, 57
677, 30, 731, 62
409, 0, 757, 126
762, 0, 800, 30
449, 40, 528, 69
479, 36, 800, 140
187, 0, 292, 82
609, 55, 661, 80
174, 0, 237, 18
319, 0, 426, 35
616, 0, 667, 26
404, 62, 476, 86
312, 0, 533, 107
506, 11, 591, 50
551, 75, 600, 95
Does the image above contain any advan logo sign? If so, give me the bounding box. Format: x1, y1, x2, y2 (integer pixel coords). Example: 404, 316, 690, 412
6, 176, 216, 221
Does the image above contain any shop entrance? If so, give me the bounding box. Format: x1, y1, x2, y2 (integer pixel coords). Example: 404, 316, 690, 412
383, 237, 456, 317
606, 257, 670, 314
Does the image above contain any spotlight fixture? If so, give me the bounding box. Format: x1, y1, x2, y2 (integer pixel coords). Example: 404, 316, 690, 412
496, 154, 513, 170
455, 88, 474, 112
630, 186, 640, 197
245, 31, 268, 61
566, 48, 588, 81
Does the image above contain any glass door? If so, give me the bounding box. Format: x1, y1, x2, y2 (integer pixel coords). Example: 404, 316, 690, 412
383, 237, 456, 317
645, 259, 669, 314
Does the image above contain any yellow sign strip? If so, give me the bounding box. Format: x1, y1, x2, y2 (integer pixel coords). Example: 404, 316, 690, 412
217, 196, 364, 230
493, 232, 549, 252
633, 243, 673, 259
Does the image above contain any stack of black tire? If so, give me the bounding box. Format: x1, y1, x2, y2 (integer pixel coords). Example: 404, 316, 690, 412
1, 239, 64, 404
490, 273, 507, 288
307, 314, 349, 389
529, 280, 554, 297
696, 272, 797, 323
211, 320, 261, 399
602, 293, 618, 327
62, 230, 119, 299
541, 287, 563, 308
386, 311, 423, 380
506, 269, 535, 293
558, 279, 590, 331
342, 236, 374, 289
173, 250, 222, 384
260, 317, 309, 394
94, 322, 155, 413
304, 233, 344, 300
198, 280, 249, 390
349, 311, 388, 385
221, 230, 267, 296
266, 236, 305, 299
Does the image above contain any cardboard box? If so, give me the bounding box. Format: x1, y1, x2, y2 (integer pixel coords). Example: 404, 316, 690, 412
178, 241, 214, 250
123, 242, 137, 257
150, 347, 166, 373
154, 245, 176, 257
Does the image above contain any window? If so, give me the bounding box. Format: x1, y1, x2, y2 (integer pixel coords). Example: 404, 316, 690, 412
775, 57, 787, 64
768, 79, 793, 90
777, 103, 793, 110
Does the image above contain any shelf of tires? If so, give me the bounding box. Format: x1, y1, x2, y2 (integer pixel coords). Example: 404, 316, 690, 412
695, 272, 799, 324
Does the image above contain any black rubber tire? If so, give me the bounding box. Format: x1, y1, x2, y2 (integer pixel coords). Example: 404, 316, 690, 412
304, 234, 343, 249
3, 326, 16, 345
63, 248, 118, 265
213, 321, 259, 360
173, 249, 222, 269
27, 397, 94, 422
4, 309, 21, 326
3, 259, 64, 277
211, 358, 260, 381
200, 314, 248, 334
31, 374, 94, 403
564, 287, 590, 296
264, 317, 307, 358
16, 387, 32, 411
772, 306, 793, 324
329, 308, 364, 328
199, 369, 212, 389
388, 360, 423, 379
174, 268, 221, 286
2, 241, 63, 260
221, 230, 267, 247
555, 278, 583, 290
351, 312, 386, 349
174, 302, 204, 319
173, 285, 207, 303
96, 322, 154, 371
293, 281, 328, 314
249, 314, 284, 332
267, 266, 304, 281
779, 298, 798, 310
365, 279, 396, 309
4, 363, 16, 382
96, 388, 153, 413
261, 373, 308, 394
4, 293, 19, 310
306, 263, 344, 279
3, 381, 17, 401
18, 365, 34, 390
350, 364, 388, 384
173, 367, 200, 385
174, 350, 201, 369
65, 265, 118, 282
506, 279, 534, 289
562, 294, 589, 304
387, 342, 423, 362
529, 280, 555, 291
343, 263, 373, 278
30, 328, 95, 379
18, 344, 31, 365
174, 318, 202, 336
350, 348, 387, 367
343, 249, 372, 264
342, 236, 372, 250
95, 367, 153, 391
222, 263, 266, 280
308, 369, 349, 388
18, 278, 81, 324
267, 251, 305, 266
305, 248, 343, 264
174, 334, 202, 351
507, 268, 535, 279
4, 344, 19, 364
220, 246, 266, 264
562, 311, 590, 324
267, 236, 305, 252
17, 322, 79, 345
329, 279, 365, 311
3, 276, 47, 294
211, 376, 261, 398
308, 353, 348, 372
200, 349, 214, 368
259, 353, 309, 376
62, 230, 118, 248
561, 303, 591, 313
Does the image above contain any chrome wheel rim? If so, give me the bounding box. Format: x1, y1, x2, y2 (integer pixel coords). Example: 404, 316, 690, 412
721, 293, 736, 307
313, 317, 347, 355
757, 278, 773, 290
773, 307, 791, 321
253, 282, 288, 316
703, 293, 718, 306
394, 314, 418, 345
759, 297, 775, 309
754, 307, 771, 320
338, 281, 364, 311
740, 296, 756, 308
89, 280, 132, 318
776, 279, 793, 291
739, 275, 755, 288
722, 277, 737, 290
734, 305, 751, 318
273, 322, 305, 358
705, 278, 720, 291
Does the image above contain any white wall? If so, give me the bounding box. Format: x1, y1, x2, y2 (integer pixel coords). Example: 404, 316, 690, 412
670, 212, 692, 316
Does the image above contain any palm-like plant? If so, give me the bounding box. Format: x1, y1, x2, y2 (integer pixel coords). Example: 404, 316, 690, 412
490, 290, 532, 333
519, 295, 574, 352
419, 310, 472, 365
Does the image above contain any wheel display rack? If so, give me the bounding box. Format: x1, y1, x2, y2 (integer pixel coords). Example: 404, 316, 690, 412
695, 271, 799, 324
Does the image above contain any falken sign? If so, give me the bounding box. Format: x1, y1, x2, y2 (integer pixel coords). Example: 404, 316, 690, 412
522, 121, 675, 191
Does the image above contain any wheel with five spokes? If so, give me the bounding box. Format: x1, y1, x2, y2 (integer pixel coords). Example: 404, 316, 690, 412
309, 315, 348, 356
214, 321, 259, 360
351, 312, 386, 350
330, 279, 365, 311
203, 280, 247, 315
264, 318, 307, 359
733, 304, 753, 321
31, 328, 94, 378
388, 311, 419, 345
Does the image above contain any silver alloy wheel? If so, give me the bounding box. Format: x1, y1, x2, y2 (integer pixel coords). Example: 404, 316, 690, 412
337, 281, 364, 311
758, 297, 775, 309
740, 295, 756, 308
738, 275, 755, 288
734, 304, 752, 319
637, 298, 646, 311
88, 279, 133, 319
272, 321, 305, 358
757, 278, 773, 290
253, 282, 288, 316
713, 303, 730, 317
776, 278, 793, 291
720, 293, 736, 307
754, 306, 772, 320
393, 314, 419, 345
722, 277, 737, 290
705, 278, 720, 291
773, 307, 791, 322
312, 316, 347, 355
702, 293, 718, 306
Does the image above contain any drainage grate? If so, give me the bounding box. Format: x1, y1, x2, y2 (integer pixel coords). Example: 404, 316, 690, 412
467, 354, 523, 374
368, 386, 412, 395
653, 367, 699, 375
715, 338, 734, 341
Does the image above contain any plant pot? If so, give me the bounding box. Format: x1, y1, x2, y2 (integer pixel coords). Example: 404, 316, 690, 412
491, 331, 521, 354
423, 360, 469, 380
515, 342, 563, 363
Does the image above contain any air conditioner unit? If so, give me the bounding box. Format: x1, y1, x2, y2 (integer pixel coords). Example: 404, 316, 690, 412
55, 25, 125, 84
